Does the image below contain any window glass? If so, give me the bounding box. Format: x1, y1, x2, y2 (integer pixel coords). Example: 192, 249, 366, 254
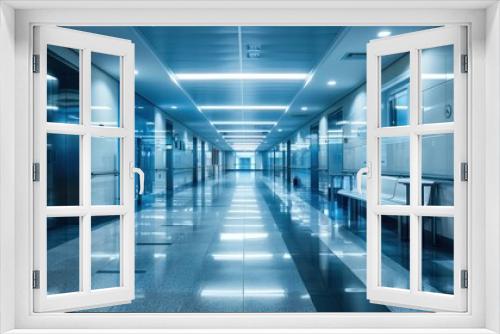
47, 45, 80, 124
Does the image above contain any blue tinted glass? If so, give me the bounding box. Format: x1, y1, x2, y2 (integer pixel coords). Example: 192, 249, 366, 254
381, 52, 410, 127
91, 137, 120, 205
381, 215, 410, 289
421, 45, 454, 124
421, 134, 454, 206
47, 45, 80, 124
91, 52, 120, 127
422, 217, 454, 294
380, 137, 409, 205
47, 217, 80, 294
47, 134, 80, 206
91, 216, 121, 290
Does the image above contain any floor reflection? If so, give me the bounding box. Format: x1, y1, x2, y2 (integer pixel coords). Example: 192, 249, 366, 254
58, 171, 437, 312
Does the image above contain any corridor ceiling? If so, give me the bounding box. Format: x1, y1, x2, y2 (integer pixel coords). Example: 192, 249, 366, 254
75, 26, 428, 151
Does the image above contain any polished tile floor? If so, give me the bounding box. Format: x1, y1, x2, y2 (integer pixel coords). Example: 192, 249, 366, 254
49, 171, 437, 312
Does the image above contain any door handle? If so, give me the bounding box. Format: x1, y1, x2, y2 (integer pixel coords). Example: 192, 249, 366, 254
130, 162, 145, 195
356, 163, 371, 194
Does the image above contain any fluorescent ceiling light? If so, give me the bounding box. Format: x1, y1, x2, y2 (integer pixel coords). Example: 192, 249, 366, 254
224, 135, 265, 139
378, 30, 392, 38
226, 136, 263, 140
212, 121, 277, 126
230, 142, 261, 145
327, 80, 337, 86
134, 69, 139, 75
278, 129, 283, 132
200, 105, 287, 111
220, 129, 270, 133
46, 74, 58, 81
170, 105, 178, 110
231, 142, 260, 145
175, 73, 308, 81
301, 106, 308, 111
231, 146, 260, 148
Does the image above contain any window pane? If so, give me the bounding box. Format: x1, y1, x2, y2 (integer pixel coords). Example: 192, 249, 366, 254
380, 137, 409, 205
380, 52, 410, 127
381, 215, 409, 289
420, 45, 454, 124
47, 134, 80, 206
47, 45, 80, 124
421, 134, 454, 206
47, 217, 80, 294
422, 216, 454, 294
91, 137, 120, 205
91, 216, 121, 290
91, 52, 120, 127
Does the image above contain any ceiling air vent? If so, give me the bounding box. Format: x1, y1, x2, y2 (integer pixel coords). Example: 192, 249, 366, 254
247, 44, 262, 58
341, 52, 367, 61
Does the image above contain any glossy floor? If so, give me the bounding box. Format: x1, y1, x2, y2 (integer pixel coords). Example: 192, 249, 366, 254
83, 171, 381, 312
55, 171, 443, 312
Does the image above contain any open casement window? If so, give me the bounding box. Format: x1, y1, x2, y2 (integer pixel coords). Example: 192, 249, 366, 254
364, 26, 468, 312
33, 26, 141, 312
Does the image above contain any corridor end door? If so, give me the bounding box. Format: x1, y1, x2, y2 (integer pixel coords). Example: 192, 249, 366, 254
33, 26, 138, 312
366, 26, 467, 312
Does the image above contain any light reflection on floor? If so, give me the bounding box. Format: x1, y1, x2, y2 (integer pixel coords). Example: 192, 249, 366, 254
57, 171, 429, 312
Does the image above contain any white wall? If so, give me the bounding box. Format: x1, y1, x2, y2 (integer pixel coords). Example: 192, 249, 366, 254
485, 2, 500, 332
0, 3, 15, 332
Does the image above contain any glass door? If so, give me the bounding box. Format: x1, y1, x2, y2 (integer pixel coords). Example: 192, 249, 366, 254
33, 26, 140, 312
365, 26, 467, 312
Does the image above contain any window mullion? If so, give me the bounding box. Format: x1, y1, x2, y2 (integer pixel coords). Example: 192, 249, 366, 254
409, 48, 421, 294
81, 48, 92, 293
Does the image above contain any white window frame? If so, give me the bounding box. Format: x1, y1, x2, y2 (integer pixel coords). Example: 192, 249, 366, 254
366, 26, 468, 312
32, 26, 136, 312
0, 1, 498, 333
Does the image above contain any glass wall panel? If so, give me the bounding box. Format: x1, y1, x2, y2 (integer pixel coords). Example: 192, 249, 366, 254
47, 134, 80, 206
91, 52, 120, 127
47, 45, 80, 124
422, 216, 454, 294
47, 217, 80, 294
381, 215, 410, 289
91, 137, 120, 205
420, 45, 454, 124
91, 216, 121, 290
380, 52, 410, 127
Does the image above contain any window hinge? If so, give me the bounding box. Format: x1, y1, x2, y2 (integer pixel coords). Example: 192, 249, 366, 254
461, 162, 468, 181
32, 54, 40, 73
461, 269, 468, 289
32, 162, 40, 182
32, 270, 40, 289
461, 54, 468, 73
